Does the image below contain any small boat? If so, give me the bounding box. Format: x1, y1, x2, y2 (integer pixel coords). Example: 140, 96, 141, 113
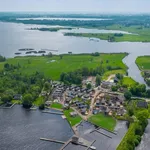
38, 50, 46, 53
15, 52, 21, 55
25, 51, 32, 54
19, 48, 34, 51
90, 146, 96, 150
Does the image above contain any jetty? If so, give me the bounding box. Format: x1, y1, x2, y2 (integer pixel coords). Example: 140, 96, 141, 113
40, 138, 65, 144
42, 110, 64, 115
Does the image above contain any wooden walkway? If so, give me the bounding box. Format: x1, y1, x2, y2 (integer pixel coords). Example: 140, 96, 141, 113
40, 138, 65, 144
59, 139, 72, 150
42, 111, 64, 115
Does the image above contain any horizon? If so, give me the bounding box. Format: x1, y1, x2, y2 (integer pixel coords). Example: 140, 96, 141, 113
1, 0, 150, 14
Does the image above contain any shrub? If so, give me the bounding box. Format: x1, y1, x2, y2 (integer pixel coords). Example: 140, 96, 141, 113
39, 104, 45, 110
134, 138, 140, 147
135, 135, 141, 143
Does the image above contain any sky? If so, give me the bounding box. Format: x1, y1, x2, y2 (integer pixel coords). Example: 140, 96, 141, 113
0, 0, 150, 14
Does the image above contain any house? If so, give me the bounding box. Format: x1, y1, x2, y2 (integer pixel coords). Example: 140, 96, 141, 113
96, 100, 100, 105
105, 107, 110, 115
63, 104, 70, 110
93, 109, 99, 115
81, 108, 86, 115
41, 91, 47, 96
116, 102, 121, 107
13, 94, 22, 100
114, 77, 119, 83
45, 101, 52, 106
101, 81, 115, 89
137, 101, 148, 109
70, 112, 77, 117
101, 99, 106, 105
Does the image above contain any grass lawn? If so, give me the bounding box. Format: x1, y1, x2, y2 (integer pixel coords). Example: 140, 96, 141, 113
0, 100, 3, 105
11, 100, 22, 104
33, 96, 44, 106
88, 113, 116, 131
64, 109, 82, 126
103, 70, 126, 80
136, 56, 150, 70
122, 77, 137, 87
0, 54, 127, 80
51, 102, 63, 109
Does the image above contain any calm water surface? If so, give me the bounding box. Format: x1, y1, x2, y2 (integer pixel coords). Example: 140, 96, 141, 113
0, 105, 73, 150
136, 120, 150, 150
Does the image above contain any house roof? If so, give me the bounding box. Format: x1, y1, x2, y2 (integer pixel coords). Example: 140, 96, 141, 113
137, 101, 148, 108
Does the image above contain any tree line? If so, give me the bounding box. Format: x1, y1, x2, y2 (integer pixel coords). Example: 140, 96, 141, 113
60, 66, 103, 85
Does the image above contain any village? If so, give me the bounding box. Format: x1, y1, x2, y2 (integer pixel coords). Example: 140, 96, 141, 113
47, 76, 127, 120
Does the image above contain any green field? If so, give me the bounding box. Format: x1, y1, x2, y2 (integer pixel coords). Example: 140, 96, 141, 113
64, 32, 150, 42
88, 113, 116, 131
0, 54, 127, 80
64, 109, 82, 126
51, 103, 63, 109
122, 77, 137, 87
136, 56, 150, 70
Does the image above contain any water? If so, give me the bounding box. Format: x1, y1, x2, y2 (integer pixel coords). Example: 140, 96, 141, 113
0, 105, 73, 150
136, 119, 150, 150
0, 22, 150, 85
16, 17, 112, 21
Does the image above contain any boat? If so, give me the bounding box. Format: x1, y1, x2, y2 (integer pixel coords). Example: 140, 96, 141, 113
90, 146, 96, 150
15, 52, 21, 55
25, 51, 32, 54
18, 48, 34, 51
38, 50, 46, 53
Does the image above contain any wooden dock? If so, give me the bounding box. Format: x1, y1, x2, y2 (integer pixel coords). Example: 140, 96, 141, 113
40, 138, 65, 144
85, 140, 96, 150
42, 111, 64, 115
59, 139, 72, 150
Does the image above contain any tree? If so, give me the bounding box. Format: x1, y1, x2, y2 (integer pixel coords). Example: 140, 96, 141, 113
87, 83, 92, 89
124, 91, 132, 100
111, 85, 118, 91
128, 108, 134, 116
1, 95, 11, 103
137, 110, 149, 122
47, 52, 52, 57
146, 89, 150, 97
22, 94, 33, 108
96, 74, 101, 86
39, 103, 45, 110
4, 63, 10, 70
0, 55, 6, 62
59, 55, 63, 59
44, 82, 50, 91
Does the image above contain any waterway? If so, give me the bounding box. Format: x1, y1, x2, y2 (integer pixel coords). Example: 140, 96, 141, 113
0, 105, 73, 150
136, 119, 150, 150
0, 22, 150, 85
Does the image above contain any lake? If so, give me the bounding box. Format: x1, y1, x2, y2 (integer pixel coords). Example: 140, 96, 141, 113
0, 105, 73, 150
0, 22, 150, 85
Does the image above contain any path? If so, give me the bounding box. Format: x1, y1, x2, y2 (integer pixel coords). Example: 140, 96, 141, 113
71, 107, 87, 120
86, 89, 100, 119
106, 74, 115, 82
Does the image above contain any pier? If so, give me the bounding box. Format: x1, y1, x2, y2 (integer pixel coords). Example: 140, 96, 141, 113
40, 138, 65, 144
42, 110, 64, 115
